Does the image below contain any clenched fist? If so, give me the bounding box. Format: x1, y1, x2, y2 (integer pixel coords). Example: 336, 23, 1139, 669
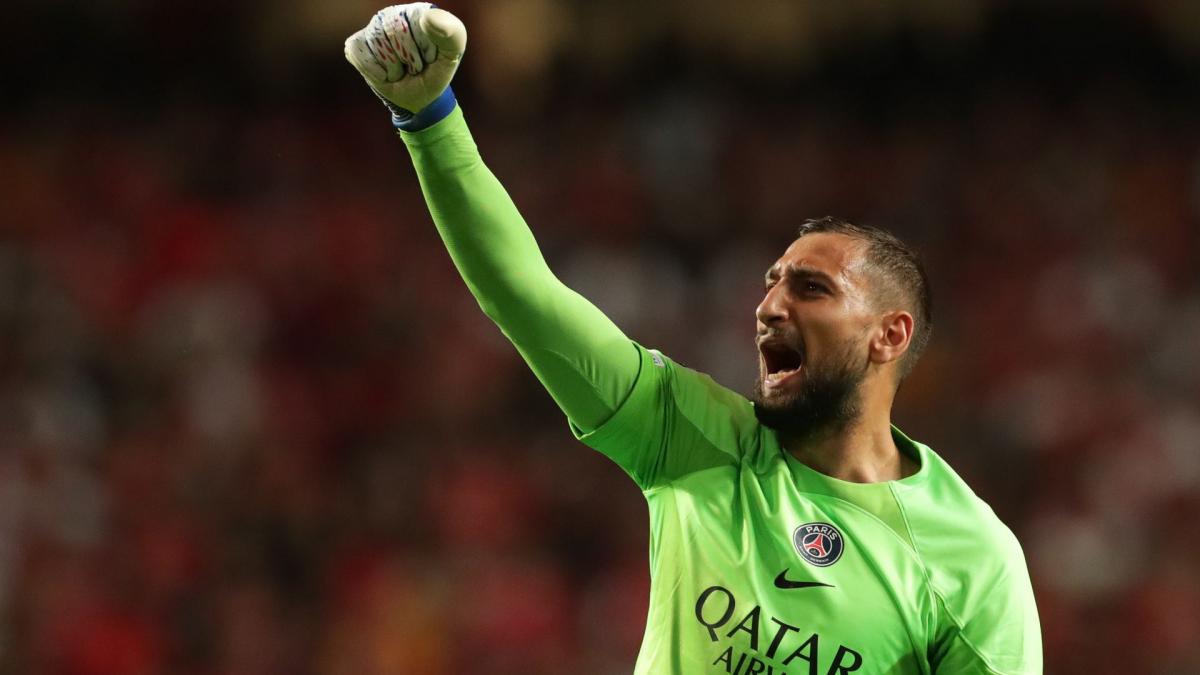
344, 4, 467, 129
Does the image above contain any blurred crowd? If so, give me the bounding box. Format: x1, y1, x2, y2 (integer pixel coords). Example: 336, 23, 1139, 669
3, 2, 1200, 674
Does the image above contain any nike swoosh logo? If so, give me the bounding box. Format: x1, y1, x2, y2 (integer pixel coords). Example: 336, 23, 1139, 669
774, 569, 834, 590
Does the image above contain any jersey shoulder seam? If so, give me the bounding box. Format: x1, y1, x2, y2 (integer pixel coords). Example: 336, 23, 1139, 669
888, 484, 942, 646
933, 595, 1014, 675
646, 358, 753, 489
888, 483, 932, 575
899, 487, 1011, 675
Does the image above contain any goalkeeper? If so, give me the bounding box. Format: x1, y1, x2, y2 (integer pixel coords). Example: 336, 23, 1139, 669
345, 5, 1042, 674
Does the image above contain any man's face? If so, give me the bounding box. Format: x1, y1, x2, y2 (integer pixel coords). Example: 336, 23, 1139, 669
750, 233, 879, 436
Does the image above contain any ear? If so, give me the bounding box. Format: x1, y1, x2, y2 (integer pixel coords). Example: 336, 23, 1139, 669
869, 310, 913, 366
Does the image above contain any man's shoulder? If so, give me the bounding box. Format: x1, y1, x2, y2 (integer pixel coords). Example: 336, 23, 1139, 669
898, 440, 1030, 600
898, 439, 1025, 561
649, 347, 763, 442
589, 345, 767, 489
899, 440, 1042, 673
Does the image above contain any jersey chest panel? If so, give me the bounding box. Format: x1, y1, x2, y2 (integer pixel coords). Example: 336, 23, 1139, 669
642, 462, 936, 675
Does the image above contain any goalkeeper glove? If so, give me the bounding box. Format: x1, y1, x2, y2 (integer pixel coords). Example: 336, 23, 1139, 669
344, 3, 467, 131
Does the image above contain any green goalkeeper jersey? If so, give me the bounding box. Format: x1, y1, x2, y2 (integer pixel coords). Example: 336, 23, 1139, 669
574, 345, 1041, 675
401, 106, 1042, 675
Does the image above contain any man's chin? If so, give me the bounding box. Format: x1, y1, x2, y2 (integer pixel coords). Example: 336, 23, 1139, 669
750, 377, 862, 438
750, 388, 804, 432
752, 399, 801, 433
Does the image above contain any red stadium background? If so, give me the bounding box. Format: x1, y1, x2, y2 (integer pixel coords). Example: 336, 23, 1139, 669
2, 1, 1199, 673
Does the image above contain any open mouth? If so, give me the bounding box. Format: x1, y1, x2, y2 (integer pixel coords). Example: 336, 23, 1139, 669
759, 340, 805, 387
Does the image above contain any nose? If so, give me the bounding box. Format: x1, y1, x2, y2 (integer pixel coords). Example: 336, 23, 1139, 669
756, 284, 788, 327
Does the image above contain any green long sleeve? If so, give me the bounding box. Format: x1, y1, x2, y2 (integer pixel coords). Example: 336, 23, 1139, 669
400, 106, 640, 433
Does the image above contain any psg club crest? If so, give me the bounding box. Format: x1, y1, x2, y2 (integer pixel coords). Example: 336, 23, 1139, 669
793, 522, 845, 567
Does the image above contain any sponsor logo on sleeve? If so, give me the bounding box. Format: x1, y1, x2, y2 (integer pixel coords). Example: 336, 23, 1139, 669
649, 349, 665, 368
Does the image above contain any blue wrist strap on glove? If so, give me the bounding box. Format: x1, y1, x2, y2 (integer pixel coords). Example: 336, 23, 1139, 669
390, 86, 457, 131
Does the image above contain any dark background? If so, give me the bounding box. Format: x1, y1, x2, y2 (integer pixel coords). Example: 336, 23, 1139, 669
2, 1, 1199, 673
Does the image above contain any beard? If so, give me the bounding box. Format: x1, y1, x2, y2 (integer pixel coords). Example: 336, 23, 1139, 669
751, 339, 868, 439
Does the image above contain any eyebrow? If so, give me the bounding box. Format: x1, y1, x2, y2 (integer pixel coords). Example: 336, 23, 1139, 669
764, 263, 839, 289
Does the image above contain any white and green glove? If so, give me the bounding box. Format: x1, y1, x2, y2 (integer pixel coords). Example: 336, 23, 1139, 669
344, 3, 467, 131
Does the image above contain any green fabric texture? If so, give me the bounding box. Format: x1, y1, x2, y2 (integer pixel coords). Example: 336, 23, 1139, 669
401, 107, 1042, 674
402, 107, 638, 433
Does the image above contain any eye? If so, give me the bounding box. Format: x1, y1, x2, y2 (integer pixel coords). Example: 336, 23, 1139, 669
804, 281, 827, 294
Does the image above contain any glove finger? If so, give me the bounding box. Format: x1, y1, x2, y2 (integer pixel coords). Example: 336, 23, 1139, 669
367, 11, 414, 81
344, 29, 389, 82
411, 9, 439, 66
418, 8, 467, 58
383, 7, 427, 77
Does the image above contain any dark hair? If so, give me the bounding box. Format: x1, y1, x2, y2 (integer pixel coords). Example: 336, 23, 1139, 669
795, 216, 933, 379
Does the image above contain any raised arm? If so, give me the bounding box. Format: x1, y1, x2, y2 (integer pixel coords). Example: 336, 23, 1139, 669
344, 4, 638, 432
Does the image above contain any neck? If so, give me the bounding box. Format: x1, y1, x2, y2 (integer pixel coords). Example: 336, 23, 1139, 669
781, 411, 917, 484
